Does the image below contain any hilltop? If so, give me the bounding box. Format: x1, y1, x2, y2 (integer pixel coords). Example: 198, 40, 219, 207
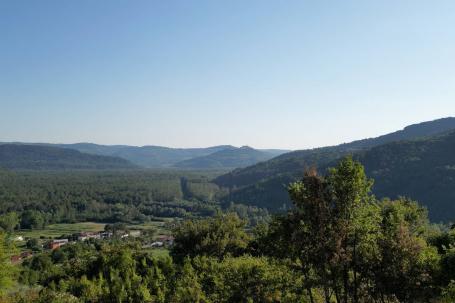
215, 117, 455, 221
0, 144, 135, 170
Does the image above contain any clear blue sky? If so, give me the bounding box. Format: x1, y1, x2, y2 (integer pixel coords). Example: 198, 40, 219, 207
1, 1, 455, 149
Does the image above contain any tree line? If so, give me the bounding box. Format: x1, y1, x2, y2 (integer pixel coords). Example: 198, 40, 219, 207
1, 157, 455, 302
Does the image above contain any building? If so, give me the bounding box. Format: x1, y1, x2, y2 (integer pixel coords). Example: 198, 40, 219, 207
10, 251, 33, 264
99, 231, 113, 239
156, 235, 174, 246
78, 232, 101, 241
48, 239, 69, 250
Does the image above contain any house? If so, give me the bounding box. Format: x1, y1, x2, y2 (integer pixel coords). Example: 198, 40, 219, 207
78, 232, 101, 241
156, 235, 174, 246
48, 239, 69, 250
99, 231, 113, 239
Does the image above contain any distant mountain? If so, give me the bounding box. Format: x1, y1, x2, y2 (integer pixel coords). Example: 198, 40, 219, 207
0, 144, 135, 170
173, 146, 279, 169
215, 118, 455, 221
39, 143, 289, 169
215, 117, 455, 189
50, 143, 237, 168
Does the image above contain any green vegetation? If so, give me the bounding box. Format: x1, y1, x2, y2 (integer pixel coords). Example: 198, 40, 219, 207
54, 144, 236, 168
0, 144, 135, 170
0, 170, 226, 226
51, 143, 288, 169
216, 119, 455, 222
0, 231, 16, 295
174, 146, 279, 169
2, 157, 455, 302
16, 222, 106, 239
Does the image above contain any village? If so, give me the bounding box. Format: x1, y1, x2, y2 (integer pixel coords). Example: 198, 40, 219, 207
10, 228, 174, 264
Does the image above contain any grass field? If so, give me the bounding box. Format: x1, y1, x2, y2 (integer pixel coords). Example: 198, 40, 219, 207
14, 219, 175, 240
128, 220, 174, 236
146, 248, 170, 258
15, 222, 106, 239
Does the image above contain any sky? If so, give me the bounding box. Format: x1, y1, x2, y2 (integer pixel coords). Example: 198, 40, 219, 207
1, 1, 455, 150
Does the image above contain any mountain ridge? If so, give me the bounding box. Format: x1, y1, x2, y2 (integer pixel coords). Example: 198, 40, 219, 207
173, 146, 280, 169
214, 117, 455, 221
2, 142, 290, 169
0, 144, 136, 170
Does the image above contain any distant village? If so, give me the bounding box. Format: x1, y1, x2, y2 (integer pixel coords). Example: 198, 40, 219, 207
11, 229, 174, 264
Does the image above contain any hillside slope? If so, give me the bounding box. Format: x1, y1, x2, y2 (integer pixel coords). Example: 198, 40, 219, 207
355, 132, 455, 221
215, 118, 455, 221
173, 146, 276, 169
215, 117, 455, 189
54, 143, 233, 168
0, 144, 135, 170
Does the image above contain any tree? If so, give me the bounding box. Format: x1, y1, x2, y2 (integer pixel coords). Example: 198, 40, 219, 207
372, 199, 440, 302
0, 212, 19, 233
283, 157, 375, 302
0, 231, 16, 295
170, 258, 209, 303
171, 213, 250, 263
257, 157, 441, 303
20, 210, 46, 230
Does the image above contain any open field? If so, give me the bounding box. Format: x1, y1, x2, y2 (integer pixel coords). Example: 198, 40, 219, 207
14, 219, 176, 241
145, 247, 170, 258
15, 222, 106, 239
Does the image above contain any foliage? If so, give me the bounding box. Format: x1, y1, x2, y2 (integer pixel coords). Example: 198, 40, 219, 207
171, 213, 250, 263
4, 157, 455, 302
0, 212, 19, 233
0, 144, 134, 170
0, 232, 16, 295
215, 120, 455, 222
0, 170, 223, 225
174, 146, 277, 169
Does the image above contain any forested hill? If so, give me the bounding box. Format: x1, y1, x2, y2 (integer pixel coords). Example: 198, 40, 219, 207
53, 143, 235, 168
173, 146, 279, 169
0, 144, 135, 170
215, 118, 455, 222
18, 143, 290, 169
355, 131, 455, 222
215, 117, 455, 189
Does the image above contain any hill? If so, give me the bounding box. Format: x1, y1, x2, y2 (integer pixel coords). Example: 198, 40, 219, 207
53, 143, 233, 168
215, 117, 455, 189
173, 146, 278, 169
215, 118, 455, 221
355, 131, 455, 222
0, 144, 135, 170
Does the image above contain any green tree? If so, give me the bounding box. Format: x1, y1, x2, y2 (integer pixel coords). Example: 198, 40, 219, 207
20, 210, 46, 230
171, 213, 250, 263
0, 212, 19, 233
0, 231, 16, 295
170, 258, 209, 303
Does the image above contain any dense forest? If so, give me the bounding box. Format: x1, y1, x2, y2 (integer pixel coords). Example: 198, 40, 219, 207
173, 146, 278, 169
5, 143, 289, 169
0, 170, 225, 226
215, 123, 455, 222
0, 145, 135, 170
0, 169, 270, 230
1, 158, 455, 302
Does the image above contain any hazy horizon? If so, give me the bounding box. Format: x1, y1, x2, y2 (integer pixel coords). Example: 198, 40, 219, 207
2, 116, 453, 151
2, 1, 455, 149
